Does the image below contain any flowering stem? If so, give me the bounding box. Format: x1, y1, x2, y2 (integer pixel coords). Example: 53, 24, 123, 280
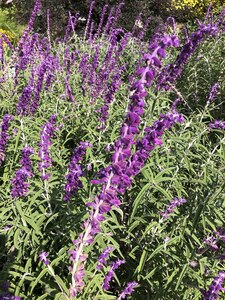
43, 179, 52, 215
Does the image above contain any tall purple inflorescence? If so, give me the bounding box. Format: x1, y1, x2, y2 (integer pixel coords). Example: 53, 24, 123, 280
0, 114, 14, 166
64, 142, 92, 201
157, 22, 218, 90
68, 29, 183, 297
122, 110, 185, 184
109, 1, 125, 32
84, 0, 95, 40
103, 6, 115, 36
64, 13, 79, 42
11, 146, 34, 198
39, 115, 56, 180
95, 4, 108, 39
202, 272, 225, 300
17, 0, 41, 50
13, 0, 41, 87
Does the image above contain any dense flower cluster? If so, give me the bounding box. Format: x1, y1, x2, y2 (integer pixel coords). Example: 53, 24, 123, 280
79, 28, 130, 127
202, 272, 225, 300
160, 197, 187, 218
64, 142, 92, 201
128, 111, 185, 180
202, 228, 225, 252
97, 246, 114, 270
38, 115, 56, 180
16, 69, 35, 116
11, 146, 34, 198
0, 114, 13, 166
117, 281, 139, 299
208, 83, 220, 103
158, 22, 218, 90
209, 120, 225, 130
102, 259, 125, 290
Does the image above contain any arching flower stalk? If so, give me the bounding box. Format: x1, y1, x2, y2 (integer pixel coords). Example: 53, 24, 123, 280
68, 31, 182, 297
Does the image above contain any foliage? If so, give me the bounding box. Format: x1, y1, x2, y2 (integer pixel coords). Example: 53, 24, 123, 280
0, 1, 225, 300
0, 8, 24, 41
169, 0, 225, 20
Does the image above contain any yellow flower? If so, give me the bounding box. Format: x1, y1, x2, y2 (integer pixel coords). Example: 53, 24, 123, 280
0, 28, 16, 45
169, 0, 225, 19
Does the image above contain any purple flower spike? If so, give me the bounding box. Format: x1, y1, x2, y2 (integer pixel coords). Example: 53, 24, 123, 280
202, 272, 225, 300
38, 115, 57, 180
11, 146, 34, 199
31, 61, 47, 114
208, 83, 220, 103
160, 197, 187, 219
203, 235, 219, 251
69, 263, 86, 297
17, 0, 41, 50
69, 29, 184, 295
84, 0, 95, 40
102, 259, 125, 291
209, 120, 225, 130
202, 228, 225, 252
158, 22, 219, 90
0, 114, 14, 166
97, 246, 114, 270
16, 69, 35, 116
39, 251, 50, 265
117, 281, 139, 299
64, 142, 92, 201
95, 4, 108, 38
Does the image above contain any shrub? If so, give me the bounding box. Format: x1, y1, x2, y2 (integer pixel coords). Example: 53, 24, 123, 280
0, 1, 225, 299
169, 0, 225, 20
